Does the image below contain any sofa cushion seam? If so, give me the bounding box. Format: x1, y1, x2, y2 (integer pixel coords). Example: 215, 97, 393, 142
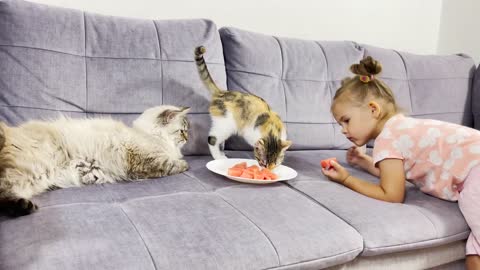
393, 50, 413, 113
181, 174, 281, 265
272, 36, 288, 122
118, 205, 158, 270
362, 231, 469, 254
215, 192, 282, 267
261, 247, 363, 270
225, 68, 472, 81
152, 21, 163, 105
283, 183, 365, 248
83, 12, 88, 114
0, 44, 226, 63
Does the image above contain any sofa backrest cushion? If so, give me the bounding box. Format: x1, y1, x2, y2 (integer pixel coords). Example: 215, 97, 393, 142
219, 27, 476, 150
0, 0, 225, 155
473, 66, 480, 130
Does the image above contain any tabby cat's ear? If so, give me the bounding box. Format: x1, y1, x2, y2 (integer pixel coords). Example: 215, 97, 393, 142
180, 107, 191, 114
281, 140, 292, 150
158, 107, 190, 125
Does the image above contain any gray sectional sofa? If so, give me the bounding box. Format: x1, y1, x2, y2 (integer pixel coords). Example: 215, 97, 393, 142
0, 0, 476, 269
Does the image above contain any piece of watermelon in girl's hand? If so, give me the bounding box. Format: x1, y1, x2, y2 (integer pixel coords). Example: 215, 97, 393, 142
320, 157, 337, 170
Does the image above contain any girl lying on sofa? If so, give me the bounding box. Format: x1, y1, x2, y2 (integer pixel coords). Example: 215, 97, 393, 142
321, 56, 480, 270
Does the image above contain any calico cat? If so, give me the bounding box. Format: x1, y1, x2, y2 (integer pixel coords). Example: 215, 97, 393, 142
0, 105, 190, 216
194, 46, 292, 169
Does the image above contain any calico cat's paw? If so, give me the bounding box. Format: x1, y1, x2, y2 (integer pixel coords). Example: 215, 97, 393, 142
8, 198, 38, 216
212, 152, 228, 160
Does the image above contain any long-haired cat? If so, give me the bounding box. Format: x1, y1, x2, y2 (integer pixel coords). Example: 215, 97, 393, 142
0, 105, 190, 216
194, 46, 292, 169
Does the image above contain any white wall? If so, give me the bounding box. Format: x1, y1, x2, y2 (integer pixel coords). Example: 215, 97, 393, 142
438, 0, 480, 63
30, 0, 443, 55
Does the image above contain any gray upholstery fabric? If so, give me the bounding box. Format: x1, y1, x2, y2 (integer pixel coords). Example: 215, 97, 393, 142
1, 173, 364, 270
282, 150, 470, 256
219, 27, 476, 150
473, 65, 480, 129
218, 27, 473, 256
0, 0, 225, 155
0, 1, 476, 269
1, 204, 158, 270
0, 1, 363, 270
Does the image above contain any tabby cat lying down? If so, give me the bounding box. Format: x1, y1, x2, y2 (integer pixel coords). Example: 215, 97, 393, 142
0, 105, 190, 216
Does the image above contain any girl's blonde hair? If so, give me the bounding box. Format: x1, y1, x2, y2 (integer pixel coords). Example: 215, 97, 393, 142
333, 56, 399, 116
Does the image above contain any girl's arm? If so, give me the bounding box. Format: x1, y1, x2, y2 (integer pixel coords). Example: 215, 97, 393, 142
346, 146, 379, 177
354, 154, 380, 177
322, 159, 406, 203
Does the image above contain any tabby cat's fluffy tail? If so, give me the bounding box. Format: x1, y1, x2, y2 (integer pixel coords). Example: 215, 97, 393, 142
194, 46, 223, 95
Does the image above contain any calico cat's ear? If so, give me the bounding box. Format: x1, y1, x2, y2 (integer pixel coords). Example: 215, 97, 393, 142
158, 107, 190, 125
281, 140, 292, 150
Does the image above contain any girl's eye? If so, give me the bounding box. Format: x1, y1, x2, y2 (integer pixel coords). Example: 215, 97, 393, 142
344, 119, 350, 124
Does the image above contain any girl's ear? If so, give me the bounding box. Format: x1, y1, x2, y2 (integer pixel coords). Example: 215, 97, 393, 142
368, 101, 382, 119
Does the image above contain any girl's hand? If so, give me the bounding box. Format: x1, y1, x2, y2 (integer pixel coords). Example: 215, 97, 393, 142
346, 146, 367, 167
321, 160, 350, 184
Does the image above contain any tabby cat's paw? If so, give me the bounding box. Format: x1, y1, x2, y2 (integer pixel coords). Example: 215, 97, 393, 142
169, 159, 189, 175
179, 160, 189, 171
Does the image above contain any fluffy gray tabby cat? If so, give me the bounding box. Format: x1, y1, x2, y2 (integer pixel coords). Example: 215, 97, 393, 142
0, 105, 190, 216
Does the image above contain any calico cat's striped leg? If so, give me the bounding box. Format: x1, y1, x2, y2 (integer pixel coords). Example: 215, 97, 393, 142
208, 115, 236, 160
208, 134, 227, 160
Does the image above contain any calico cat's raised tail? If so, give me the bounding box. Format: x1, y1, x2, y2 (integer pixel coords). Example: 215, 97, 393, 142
195, 46, 292, 169
195, 46, 223, 96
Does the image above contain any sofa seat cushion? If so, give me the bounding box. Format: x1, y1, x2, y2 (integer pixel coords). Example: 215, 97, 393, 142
0, 153, 364, 270
281, 150, 470, 256
0, 204, 159, 270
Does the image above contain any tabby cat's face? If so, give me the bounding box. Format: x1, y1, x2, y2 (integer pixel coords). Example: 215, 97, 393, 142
168, 116, 189, 148
134, 105, 190, 149
254, 135, 292, 170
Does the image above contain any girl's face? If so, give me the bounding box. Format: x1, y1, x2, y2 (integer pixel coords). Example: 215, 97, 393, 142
331, 99, 380, 147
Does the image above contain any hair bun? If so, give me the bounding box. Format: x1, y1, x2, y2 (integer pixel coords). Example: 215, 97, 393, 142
350, 56, 382, 76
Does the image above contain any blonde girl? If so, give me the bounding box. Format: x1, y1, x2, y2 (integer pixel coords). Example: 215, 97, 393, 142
322, 56, 480, 269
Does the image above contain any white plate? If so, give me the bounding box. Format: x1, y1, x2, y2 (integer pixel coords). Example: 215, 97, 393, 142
206, 158, 297, 184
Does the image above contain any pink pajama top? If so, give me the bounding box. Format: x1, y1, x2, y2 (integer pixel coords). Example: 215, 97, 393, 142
372, 114, 480, 201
